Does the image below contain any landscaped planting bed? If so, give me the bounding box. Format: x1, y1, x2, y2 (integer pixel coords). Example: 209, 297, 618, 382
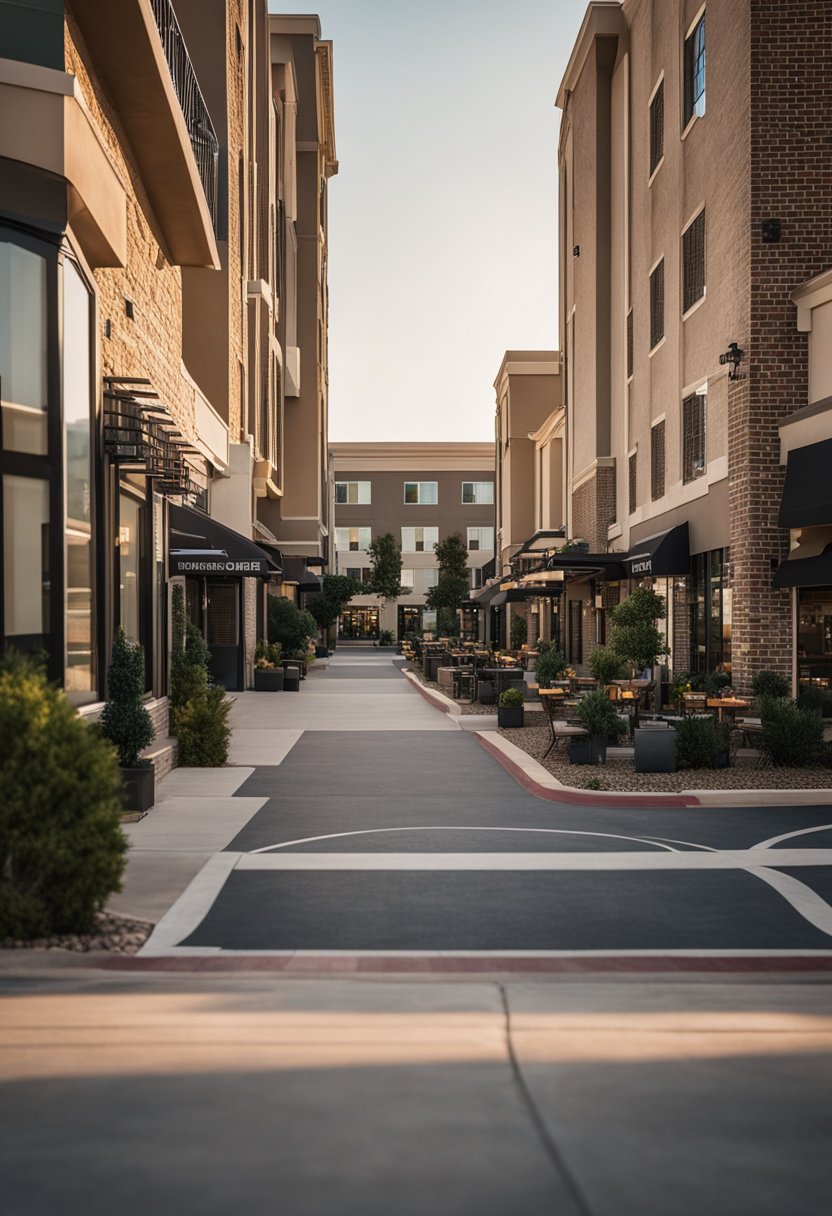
499, 723, 832, 793
1, 912, 153, 955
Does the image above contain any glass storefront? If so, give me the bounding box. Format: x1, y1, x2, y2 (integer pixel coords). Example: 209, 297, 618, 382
398, 605, 423, 638
339, 607, 379, 640
797, 588, 832, 690
0, 239, 48, 456
3, 475, 50, 650
690, 547, 732, 675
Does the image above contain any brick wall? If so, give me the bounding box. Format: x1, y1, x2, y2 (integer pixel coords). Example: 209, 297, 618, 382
571, 464, 616, 550
729, 1, 832, 693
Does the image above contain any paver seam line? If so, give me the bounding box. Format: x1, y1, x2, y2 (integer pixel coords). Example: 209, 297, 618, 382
499, 984, 595, 1216
476, 731, 700, 808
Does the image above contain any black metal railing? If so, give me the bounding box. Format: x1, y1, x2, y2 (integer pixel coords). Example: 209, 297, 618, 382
150, 0, 219, 229
104, 378, 200, 498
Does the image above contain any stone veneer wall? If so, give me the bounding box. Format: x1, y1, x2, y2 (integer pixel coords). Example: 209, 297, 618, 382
729, 1, 832, 694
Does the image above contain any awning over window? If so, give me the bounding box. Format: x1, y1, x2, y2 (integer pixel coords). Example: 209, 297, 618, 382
169, 503, 278, 578
772, 542, 832, 589
279, 555, 323, 591
778, 438, 832, 528
623, 522, 690, 578
544, 552, 627, 581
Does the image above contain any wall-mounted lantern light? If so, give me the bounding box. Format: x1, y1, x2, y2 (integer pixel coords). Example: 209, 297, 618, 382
719, 341, 745, 381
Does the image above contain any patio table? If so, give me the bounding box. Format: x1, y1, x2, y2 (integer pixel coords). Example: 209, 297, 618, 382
707, 697, 753, 722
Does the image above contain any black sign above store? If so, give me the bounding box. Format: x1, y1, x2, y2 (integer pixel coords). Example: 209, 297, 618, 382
623, 523, 690, 578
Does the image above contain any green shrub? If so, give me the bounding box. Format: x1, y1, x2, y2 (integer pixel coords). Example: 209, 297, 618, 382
510, 616, 528, 651
499, 687, 524, 708
535, 647, 566, 686
255, 640, 283, 669
170, 587, 210, 728
577, 690, 626, 739
760, 698, 824, 768
175, 684, 231, 767
378, 629, 395, 646
704, 670, 732, 696
796, 685, 832, 717
609, 587, 668, 674
752, 670, 791, 700
100, 629, 154, 768
268, 596, 316, 653
673, 716, 728, 769
589, 645, 625, 685
0, 656, 127, 937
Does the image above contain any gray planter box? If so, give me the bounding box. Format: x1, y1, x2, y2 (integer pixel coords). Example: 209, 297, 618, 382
634, 727, 677, 773
569, 735, 606, 765
497, 705, 525, 728
121, 762, 155, 813
254, 668, 284, 692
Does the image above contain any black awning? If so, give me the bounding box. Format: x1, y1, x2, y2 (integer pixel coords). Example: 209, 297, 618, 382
470, 579, 507, 607
280, 555, 323, 591
624, 522, 690, 578
169, 503, 278, 578
779, 438, 832, 528
544, 551, 627, 581
773, 542, 832, 589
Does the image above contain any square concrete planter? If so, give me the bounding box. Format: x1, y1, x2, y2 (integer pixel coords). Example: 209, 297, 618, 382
253, 668, 284, 692
120, 761, 155, 814
634, 727, 677, 773
568, 736, 606, 765
497, 705, 525, 728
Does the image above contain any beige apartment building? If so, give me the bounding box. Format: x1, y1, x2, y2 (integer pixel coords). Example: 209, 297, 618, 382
551, 0, 832, 694
475, 352, 565, 647
330, 443, 495, 641
0, 2, 337, 735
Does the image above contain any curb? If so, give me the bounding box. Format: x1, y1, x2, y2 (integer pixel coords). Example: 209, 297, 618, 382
402, 669, 459, 715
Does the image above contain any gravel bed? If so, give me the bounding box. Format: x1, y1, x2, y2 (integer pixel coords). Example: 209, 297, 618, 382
1, 912, 153, 955
499, 724, 832, 793
406, 668, 497, 715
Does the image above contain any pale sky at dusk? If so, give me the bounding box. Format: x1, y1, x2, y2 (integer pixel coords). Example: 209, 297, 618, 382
270, 0, 588, 441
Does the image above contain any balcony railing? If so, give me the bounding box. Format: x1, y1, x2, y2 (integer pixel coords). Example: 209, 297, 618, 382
150, 0, 219, 229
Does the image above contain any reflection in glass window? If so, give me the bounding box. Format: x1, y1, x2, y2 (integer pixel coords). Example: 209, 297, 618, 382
3, 476, 50, 644
404, 481, 438, 504
63, 259, 96, 698
335, 481, 371, 504
462, 481, 494, 504
467, 526, 495, 551
119, 494, 142, 644
0, 239, 48, 454
401, 526, 438, 552
335, 526, 371, 551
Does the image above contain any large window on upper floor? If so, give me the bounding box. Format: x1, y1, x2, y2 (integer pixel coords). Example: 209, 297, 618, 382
684, 11, 706, 126
467, 527, 494, 552
682, 387, 707, 483
462, 480, 494, 505
401, 526, 438, 553
651, 421, 666, 500
650, 259, 665, 350
335, 526, 371, 552
404, 480, 438, 505
335, 480, 371, 504
682, 209, 706, 314
649, 79, 664, 176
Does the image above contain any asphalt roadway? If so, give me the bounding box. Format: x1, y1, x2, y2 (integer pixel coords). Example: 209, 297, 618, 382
2, 649, 832, 1214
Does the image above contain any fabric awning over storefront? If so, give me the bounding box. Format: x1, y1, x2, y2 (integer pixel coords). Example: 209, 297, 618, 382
772, 542, 832, 589
544, 551, 627, 580
623, 522, 690, 578
471, 579, 508, 607
279, 555, 323, 591
779, 438, 832, 528
169, 504, 278, 578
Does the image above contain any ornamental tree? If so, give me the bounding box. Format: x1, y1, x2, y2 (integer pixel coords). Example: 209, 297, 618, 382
426, 532, 469, 621
609, 586, 668, 675
366, 532, 405, 604
307, 573, 363, 631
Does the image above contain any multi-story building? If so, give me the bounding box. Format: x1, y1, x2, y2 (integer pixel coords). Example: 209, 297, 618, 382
553, 0, 832, 693
330, 442, 495, 640
478, 351, 564, 647
0, 2, 337, 733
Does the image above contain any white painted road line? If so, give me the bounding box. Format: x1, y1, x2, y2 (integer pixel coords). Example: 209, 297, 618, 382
754, 823, 832, 850
249, 826, 685, 854
140, 853, 242, 956
235, 848, 832, 871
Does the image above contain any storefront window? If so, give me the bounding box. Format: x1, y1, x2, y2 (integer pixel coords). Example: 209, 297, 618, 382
63, 259, 96, 699
797, 589, 832, 689
119, 493, 143, 645
3, 476, 50, 648
690, 548, 731, 675
0, 239, 48, 455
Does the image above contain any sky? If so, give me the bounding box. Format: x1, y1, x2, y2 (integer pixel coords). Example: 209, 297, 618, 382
269, 0, 588, 441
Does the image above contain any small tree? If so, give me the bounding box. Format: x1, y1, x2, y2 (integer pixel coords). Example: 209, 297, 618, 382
0, 654, 127, 937
510, 615, 528, 651
366, 533, 405, 604
100, 629, 154, 768
589, 644, 625, 687
609, 587, 668, 676
268, 595, 317, 655
170, 586, 209, 729
306, 574, 363, 633
426, 533, 469, 630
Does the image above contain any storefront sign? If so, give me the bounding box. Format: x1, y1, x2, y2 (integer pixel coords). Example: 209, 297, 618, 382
170, 556, 269, 576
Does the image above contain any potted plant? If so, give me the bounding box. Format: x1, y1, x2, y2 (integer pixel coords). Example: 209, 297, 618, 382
497, 686, 525, 728
100, 629, 155, 813
588, 644, 625, 688
570, 690, 626, 765
377, 629, 395, 648
253, 641, 284, 691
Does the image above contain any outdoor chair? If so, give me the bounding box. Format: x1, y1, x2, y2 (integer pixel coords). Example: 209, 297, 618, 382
682, 692, 709, 717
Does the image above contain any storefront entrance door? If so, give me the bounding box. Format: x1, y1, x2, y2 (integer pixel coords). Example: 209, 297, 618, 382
206, 581, 242, 689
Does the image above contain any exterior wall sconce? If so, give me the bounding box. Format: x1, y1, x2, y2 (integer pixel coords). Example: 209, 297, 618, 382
719, 342, 745, 381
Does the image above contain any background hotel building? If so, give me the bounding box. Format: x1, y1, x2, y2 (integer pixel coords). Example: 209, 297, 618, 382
554, 0, 832, 694
330, 443, 495, 641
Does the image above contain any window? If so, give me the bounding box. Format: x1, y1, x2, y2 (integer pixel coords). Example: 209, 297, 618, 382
0, 239, 48, 455
626, 308, 634, 379
400, 568, 415, 590
424, 568, 439, 589
403, 481, 438, 504
628, 452, 637, 515
470, 567, 484, 591
467, 526, 494, 552
650, 260, 665, 349
118, 492, 144, 645
682, 210, 706, 313
651, 421, 666, 500
344, 567, 370, 583
649, 81, 664, 176
335, 480, 371, 504
682, 388, 707, 483
3, 475, 50, 644
684, 12, 706, 125
461, 481, 494, 505
401, 526, 438, 553
335, 526, 371, 551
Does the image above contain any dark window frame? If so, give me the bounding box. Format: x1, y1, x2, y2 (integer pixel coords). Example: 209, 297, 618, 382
628, 451, 637, 516
682, 209, 706, 314
682, 390, 707, 484
626, 308, 634, 379
683, 12, 706, 127
649, 79, 664, 175
650, 420, 666, 501
649, 259, 665, 350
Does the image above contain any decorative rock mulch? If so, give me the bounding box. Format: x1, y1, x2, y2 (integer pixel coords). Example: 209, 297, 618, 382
406, 668, 496, 715
1, 912, 154, 955
499, 723, 832, 793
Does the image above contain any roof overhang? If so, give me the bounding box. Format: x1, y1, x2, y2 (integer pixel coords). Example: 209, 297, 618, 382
555, 2, 629, 110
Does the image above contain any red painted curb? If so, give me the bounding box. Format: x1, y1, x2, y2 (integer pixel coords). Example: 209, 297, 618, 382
475, 731, 701, 809
101, 954, 832, 974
